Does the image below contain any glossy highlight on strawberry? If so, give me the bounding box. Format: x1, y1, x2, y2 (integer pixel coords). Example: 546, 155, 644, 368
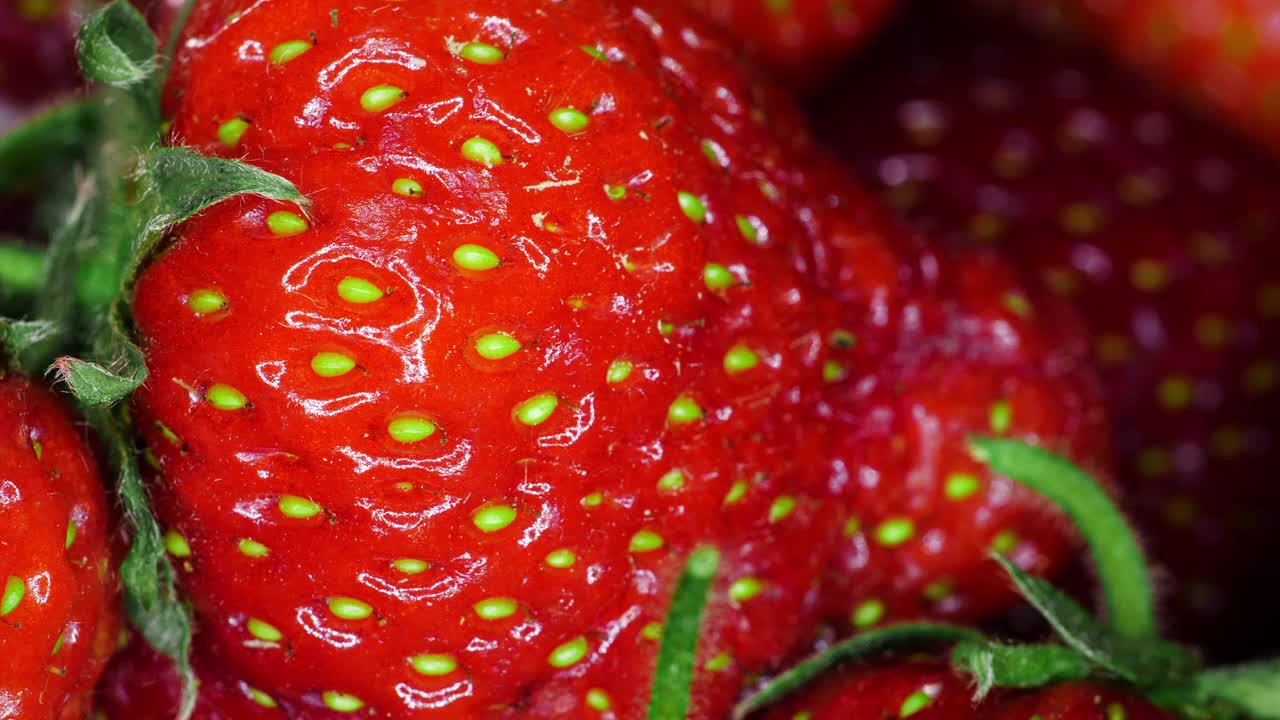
0, 373, 119, 720
131, 0, 860, 715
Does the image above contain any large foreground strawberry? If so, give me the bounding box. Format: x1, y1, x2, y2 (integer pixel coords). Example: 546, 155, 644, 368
94, 0, 1113, 713
130, 0, 862, 715
818, 1, 1280, 657
0, 371, 119, 719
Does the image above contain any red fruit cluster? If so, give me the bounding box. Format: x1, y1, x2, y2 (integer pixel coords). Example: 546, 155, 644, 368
0, 374, 120, 720
819, 2, 1280, 656
87, 0, 1109, 715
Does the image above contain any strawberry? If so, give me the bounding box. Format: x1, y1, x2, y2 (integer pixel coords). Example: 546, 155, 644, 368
0, 372, 120, 720
983, 0, 1280, 158
128, 0, 864, 716
684, 0, 898, 80
97, 0, 1117, 713
757, 660, 1174, 720
817, 2, 1280, 657
99, 637, 285, 720
0, 0, 77, 130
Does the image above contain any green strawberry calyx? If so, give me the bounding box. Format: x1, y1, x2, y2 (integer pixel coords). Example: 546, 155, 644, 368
735, 439, 1280, 720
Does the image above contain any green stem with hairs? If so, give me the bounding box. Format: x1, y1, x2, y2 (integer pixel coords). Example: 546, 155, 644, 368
969, 436, 1156, 640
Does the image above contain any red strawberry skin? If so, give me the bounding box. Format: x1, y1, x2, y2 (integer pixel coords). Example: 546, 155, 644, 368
0, 373, 120, 720
756, 660, 1174, 719
685, 0, 897, 80
131, 0, 864, 716
818, 2, 1280, 657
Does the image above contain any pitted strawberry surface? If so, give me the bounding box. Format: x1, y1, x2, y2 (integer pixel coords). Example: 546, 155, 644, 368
0, 374, 119, 720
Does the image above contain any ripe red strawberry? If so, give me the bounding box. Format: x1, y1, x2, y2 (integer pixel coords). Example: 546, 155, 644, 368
818, 245, 1109, 630
131, 0, 865, 716
0, 372, 120, 719
684, 0, 898, 80
756, 660, 1174, 720
983, 0, 1280, 158
101, 0, 1116, 713
818, 2, 1280, 656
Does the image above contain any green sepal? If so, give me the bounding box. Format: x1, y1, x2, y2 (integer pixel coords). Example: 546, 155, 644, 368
0, 319, 57, 369
0, 100, 96, 194
1188, 660, 1280, 720
76, 1, 158, 86
951, 640, 1093, 700
84, 402, 196, 720
648, 546, 720, 720
992, 554, 1198, 688
969, 435, 1156, 639
56, 148, 306, 405
733, 624, 985, 719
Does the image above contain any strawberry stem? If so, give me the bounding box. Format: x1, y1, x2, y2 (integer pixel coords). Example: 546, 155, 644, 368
733, 623, 985, 719
648, 546, 720, 720
969, 436, 1156, 640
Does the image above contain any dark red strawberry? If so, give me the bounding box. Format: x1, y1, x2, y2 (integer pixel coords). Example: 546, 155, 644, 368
684, 0, 898, 81
0, 372, 120, 720
818, 1, 1280, 657
757, 660, 1175, 720
0, 0, 77, 129
99, 636, 285, 720
980, 0, 1280, 158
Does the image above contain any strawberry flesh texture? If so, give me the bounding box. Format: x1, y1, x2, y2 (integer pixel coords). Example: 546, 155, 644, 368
136, 0, 854, 716
0, 374, 119, 720
758, 659, 1175, 719
818, 3, 1280, 657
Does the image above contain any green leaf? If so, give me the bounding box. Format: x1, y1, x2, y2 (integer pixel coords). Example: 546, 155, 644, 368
951, 641, 1093, 699
0, 319, 57, 364
969, 436, 1156, 639
991, 554, 1197, 688
76, 1, 158, 88
56, 148, 305, 405
1192, 659, 1280, 720
53, 352, 148, 407
141, 147, 309, 233
0, 100, 95, 193
733, 624, 985, 720
85, 403, 197, 720
648, 546, 720, 720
